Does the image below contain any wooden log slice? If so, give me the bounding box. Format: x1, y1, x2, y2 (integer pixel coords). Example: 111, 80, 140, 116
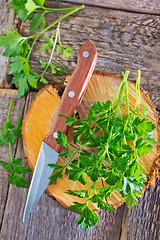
22, 72, 160, 211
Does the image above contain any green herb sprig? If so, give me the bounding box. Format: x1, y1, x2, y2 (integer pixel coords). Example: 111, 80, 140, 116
0, 0, 84, 97
0, 100, 31, 187
48, 70, 157, 231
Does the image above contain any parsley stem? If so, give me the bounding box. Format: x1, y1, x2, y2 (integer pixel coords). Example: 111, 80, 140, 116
124, 71, 130, 116
9, 143, 13, 162
113, 70, 129, 117
97, 144, 110, 169
27, 34, 39, 60
112, 70, 129, 117
58, 29, 62, 47
27, 5, 84, 40
64, 146, 81, 168
43, 6, 84, 13
85, 184, 95, 206
112, 79, 124, 105
51, 29, 57, 39
113, 83, 125, 117
39, 22, 60, 78
7, 99, 14, 123
134, 70, 141, 114
106, 146, 112, 164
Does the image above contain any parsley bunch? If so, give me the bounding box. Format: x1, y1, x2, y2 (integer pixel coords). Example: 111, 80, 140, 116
0, 0, 84, 97
0, 100, 31, 187
48, 70, 157, 231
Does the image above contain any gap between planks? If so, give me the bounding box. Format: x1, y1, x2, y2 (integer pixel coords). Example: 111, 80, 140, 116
119, 206, 129, 240
53, 0, 160, 16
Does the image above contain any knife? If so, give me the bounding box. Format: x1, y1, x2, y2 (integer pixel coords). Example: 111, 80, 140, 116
23, 40, 97, 222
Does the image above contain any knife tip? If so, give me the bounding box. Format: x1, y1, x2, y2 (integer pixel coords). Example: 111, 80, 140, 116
23, 206, 30, 223
22, 212, 27, 223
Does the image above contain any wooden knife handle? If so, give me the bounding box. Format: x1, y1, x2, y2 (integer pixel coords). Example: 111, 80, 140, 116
43, 40, 97, 152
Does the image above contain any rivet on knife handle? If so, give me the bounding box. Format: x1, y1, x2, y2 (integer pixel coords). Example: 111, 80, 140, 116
43, 39, 97, 153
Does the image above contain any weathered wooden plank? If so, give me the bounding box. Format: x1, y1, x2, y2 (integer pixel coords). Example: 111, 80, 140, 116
125, 177, 160, 240
119, 206, 129, 240
0, 92, 125, 240
59, 0, 160, 15
19, 2, 160, 109
0, 0, 15, 88
0, 90, 26, 228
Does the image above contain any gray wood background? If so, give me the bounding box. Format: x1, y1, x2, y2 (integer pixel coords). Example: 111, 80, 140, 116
0, 0, 160, 239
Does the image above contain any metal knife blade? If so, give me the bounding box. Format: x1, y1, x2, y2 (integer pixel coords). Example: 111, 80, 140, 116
23, 142, 58, 222
23, 40, 97, 222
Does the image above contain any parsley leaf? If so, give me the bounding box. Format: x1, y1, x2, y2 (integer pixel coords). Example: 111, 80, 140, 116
91, 194, 114, 211
50, 64, 65, 74
68, 165, 87, 185
136, 139, 153, 157
125, 194, 139, 209
56, 45, 73, 59
76, 205, 99, 231
40, 34, 54, 51
48, 169, 63, 185
9, 56, 24, 74
34, 0, 45, 7
8, 172, 28, 188
66, 190, 88, 198
0, 100, 31, 188
25, 0, 38, 15
56, 131, 70, 151
13, 160, 31, 174
12, 72, 29, 98
9, 0, 31, 21
39, 59, 47, 69
105, 171, 120, 186
0, 30, 25, 48
30, 13, 45, 31
0, 161, 12, 172
68, 202, 85, 213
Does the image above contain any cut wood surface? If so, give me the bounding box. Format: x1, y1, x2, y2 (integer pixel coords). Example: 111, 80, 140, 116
22, 72, 160, 210
60, 0, 160, 14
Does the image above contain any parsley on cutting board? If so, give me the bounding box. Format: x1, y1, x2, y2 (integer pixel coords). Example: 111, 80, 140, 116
48, 70, 157, 231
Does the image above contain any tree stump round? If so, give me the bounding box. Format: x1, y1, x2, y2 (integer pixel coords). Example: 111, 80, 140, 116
22, 72, 160, 211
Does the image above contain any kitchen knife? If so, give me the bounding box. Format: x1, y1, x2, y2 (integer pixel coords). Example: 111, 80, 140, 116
23, 40, 97, 222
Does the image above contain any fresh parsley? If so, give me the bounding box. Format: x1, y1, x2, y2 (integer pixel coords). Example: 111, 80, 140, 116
48, 70, 157, 230
0, 100, 31, 187
0, 0, 84, 97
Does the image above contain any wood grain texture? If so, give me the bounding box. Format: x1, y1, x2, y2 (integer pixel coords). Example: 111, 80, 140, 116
0, 90, 25, 228
0, 0, 15, 88
0, 91, 125, 240
125, 177, 160, 240
20, 2, 160, 110
58, 0, 160, 14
